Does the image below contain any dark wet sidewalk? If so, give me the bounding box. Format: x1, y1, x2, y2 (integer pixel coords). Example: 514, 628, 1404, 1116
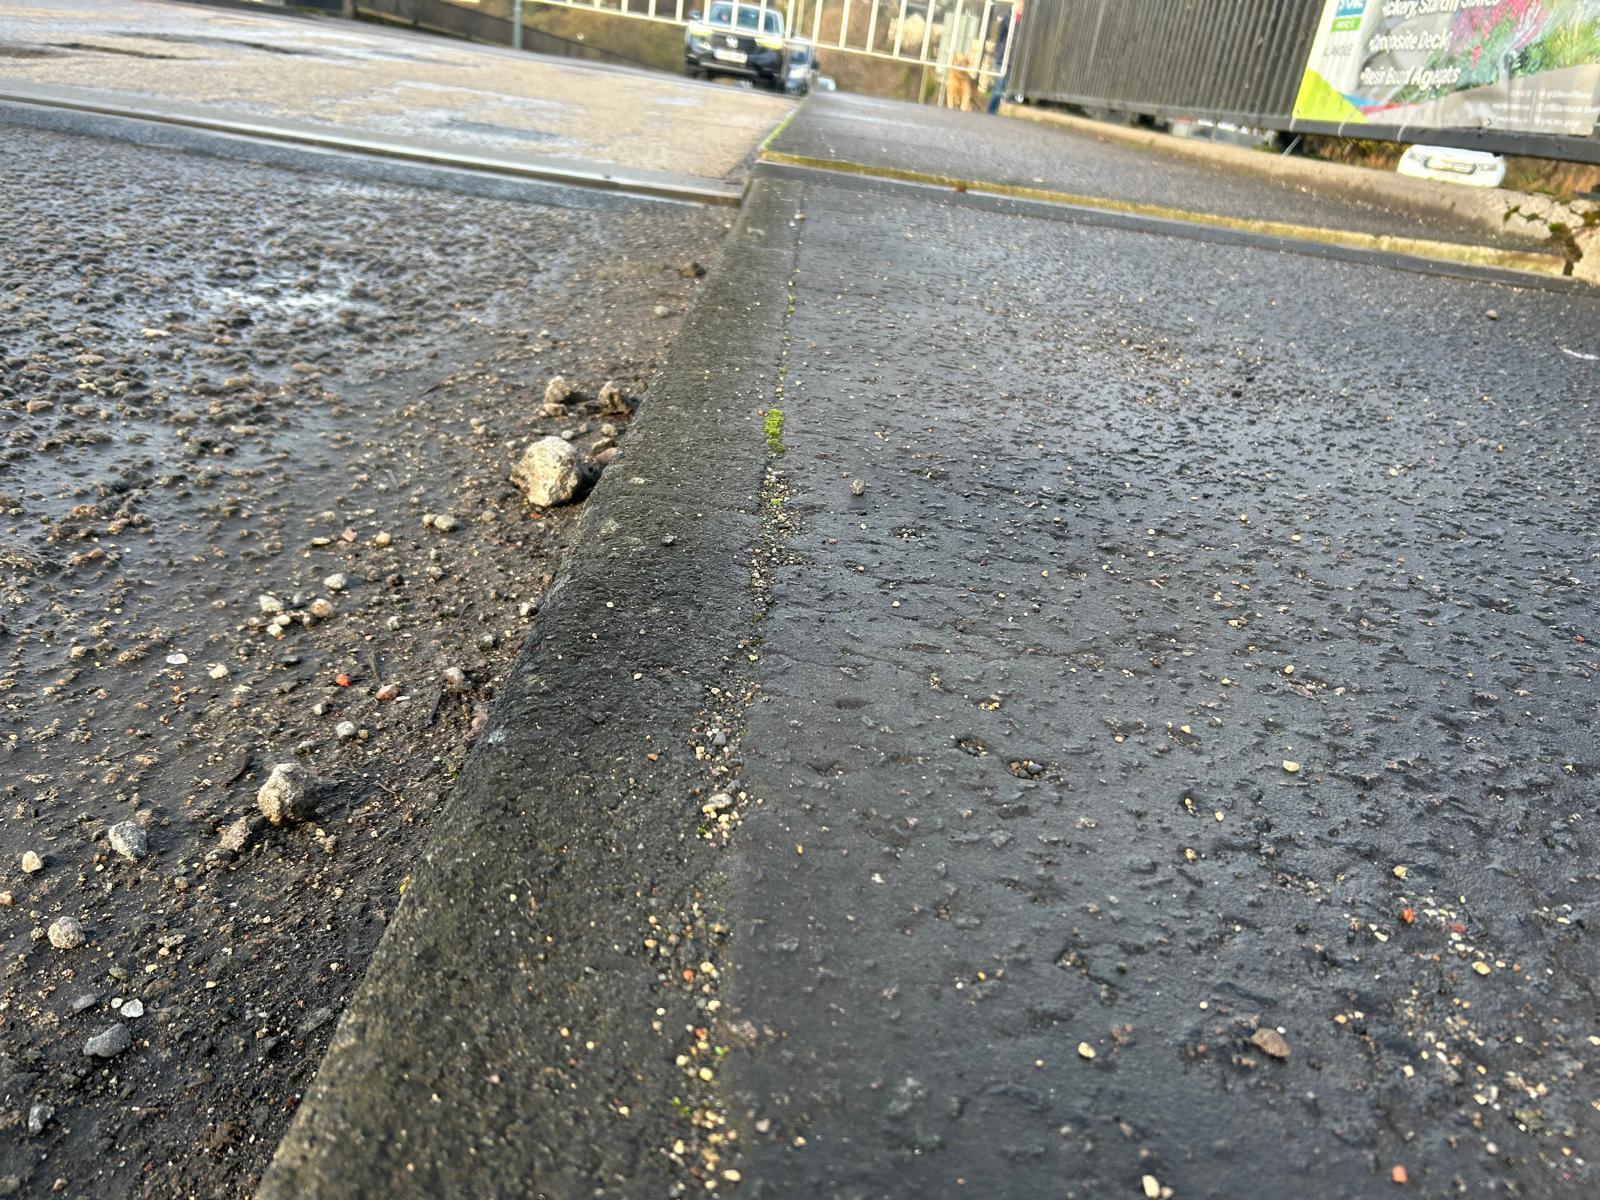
259, 94, 1600, 1200
722, 107, 1600, 1198
768, 91, 1557, 255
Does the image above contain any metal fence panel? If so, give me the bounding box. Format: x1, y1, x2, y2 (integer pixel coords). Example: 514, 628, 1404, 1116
364, 0, 1023, 82
1012, 0, 1600, 164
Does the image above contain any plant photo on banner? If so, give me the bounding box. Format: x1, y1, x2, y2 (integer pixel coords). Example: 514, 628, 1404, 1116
1295, 0, 1600, 136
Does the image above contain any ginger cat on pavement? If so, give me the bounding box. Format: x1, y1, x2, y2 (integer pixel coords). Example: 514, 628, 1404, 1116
946, 53, 977, 112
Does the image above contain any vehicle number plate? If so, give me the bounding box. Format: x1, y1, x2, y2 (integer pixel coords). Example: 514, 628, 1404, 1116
713, 49, 747, 63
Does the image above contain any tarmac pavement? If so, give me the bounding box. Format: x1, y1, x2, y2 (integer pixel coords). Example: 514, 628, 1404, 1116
770, 92, 1554, 254
262, 92, 1600, 1199
721, 154, 1600, 1200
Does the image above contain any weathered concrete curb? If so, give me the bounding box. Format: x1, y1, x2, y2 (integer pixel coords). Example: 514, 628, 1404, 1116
1002, 104, 1600, 284
257, 176, 803, 1197
758, 148, 1568, 280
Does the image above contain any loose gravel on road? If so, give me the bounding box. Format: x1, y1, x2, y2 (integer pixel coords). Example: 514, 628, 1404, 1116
0, 123, 723, 1199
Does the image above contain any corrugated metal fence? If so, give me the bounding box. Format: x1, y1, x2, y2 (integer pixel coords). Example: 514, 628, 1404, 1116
1011, 0, 1600, 164
1013, 0, 1319, 129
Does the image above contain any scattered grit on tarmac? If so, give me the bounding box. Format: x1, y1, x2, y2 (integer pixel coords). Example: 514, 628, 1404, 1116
0, 121, 726, 1198
266, 109, 1600, 1199
720, 168, 1600, 1199
4, 45, 1600, 1200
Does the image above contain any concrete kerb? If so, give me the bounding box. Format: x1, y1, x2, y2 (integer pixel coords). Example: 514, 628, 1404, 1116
758, 148, 1571, 281
257, 176, 803, 1197
1002, 104, 1600, 285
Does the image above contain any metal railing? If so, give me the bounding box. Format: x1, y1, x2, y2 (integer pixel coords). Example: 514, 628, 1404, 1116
370, 0, 1020, 82
775, 0, 1018, 80
544, 0, 1017, 79
1011, 0, 1600, 164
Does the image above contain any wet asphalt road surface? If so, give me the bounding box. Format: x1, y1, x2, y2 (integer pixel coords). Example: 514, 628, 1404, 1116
769, 92, 1551, 252
0, 0, 790, 184
6, 63, 1598, 1200
0, 119, 724, 1199
720, 164, 1600, 1198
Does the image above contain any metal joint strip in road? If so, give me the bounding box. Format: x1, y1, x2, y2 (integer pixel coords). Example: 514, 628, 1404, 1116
0, 85, 745, 207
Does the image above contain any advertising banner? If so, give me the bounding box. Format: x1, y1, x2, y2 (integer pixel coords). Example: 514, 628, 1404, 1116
1295, 0, 1600, 137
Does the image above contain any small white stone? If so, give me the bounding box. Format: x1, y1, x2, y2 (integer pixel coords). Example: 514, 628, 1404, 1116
323, 573, 347, 592
336, 720, 358, 741
511, 437, 581, 508
21, 850, 44, 874
257, 762, 315, 826
48, 916, 86, 950
258, 594, 285, 615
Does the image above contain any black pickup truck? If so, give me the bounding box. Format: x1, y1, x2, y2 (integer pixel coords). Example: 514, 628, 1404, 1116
684, 3, 793, 91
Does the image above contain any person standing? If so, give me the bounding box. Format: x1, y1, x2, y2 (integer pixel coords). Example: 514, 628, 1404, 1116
986, 2, 1020, 114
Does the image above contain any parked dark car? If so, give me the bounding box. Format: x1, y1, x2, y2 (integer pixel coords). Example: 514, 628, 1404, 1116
685, 3, 791, 91
783, 40, 818, 95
